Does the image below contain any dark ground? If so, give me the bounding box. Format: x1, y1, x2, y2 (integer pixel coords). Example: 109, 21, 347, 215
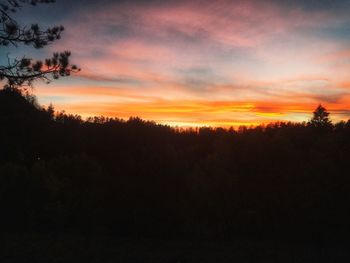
1, 233, 349, 263
1, 90, 350, 262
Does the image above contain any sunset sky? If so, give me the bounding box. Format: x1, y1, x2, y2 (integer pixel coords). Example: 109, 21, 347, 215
3, 0, 350, 127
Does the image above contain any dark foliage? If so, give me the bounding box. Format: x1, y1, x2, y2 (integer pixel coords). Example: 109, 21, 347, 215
0, 0, 79, 88
1, 89, 350, 240
308, 104, 332, 129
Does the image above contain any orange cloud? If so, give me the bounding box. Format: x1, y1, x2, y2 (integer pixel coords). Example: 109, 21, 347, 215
31, 0, 350, 127
36, 82, 350, 127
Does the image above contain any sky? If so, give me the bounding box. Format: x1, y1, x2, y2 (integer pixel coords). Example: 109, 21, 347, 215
3, 0, 350, 127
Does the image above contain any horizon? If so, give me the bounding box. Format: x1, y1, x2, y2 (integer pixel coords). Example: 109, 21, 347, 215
2, 0, 350, 127
11, 89, 341, 129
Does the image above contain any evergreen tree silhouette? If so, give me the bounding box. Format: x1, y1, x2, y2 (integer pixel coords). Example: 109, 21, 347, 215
309, 104, 332, 128
0, 0, 79, 89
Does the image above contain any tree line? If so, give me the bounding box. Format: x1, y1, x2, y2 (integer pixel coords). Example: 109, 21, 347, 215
1, 88, 350, 239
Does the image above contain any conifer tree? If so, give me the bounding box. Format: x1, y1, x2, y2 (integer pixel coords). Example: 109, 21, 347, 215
0, 0, 79, 89
309, 104, 332, 128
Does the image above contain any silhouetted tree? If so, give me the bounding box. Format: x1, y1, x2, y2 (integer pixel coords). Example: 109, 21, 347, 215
2, 91, 350, 239
0, 0, 79, 89
309, 104, 332, 128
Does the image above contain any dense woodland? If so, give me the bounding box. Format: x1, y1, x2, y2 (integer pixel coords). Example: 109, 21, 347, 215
1, 87, 350, 240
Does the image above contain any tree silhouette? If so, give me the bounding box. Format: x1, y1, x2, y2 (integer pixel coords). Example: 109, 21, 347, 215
1, 90, 350, 241
0, 0, 79, 89
309, 104, 332, 128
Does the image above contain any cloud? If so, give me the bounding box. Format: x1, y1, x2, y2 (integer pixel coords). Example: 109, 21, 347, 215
35, 81, 350, 127
25, 0, 350, 126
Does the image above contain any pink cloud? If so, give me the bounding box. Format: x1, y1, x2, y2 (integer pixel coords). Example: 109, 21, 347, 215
36, 0, 350, 126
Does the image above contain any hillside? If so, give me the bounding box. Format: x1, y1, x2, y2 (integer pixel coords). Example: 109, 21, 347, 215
1, 89, 350, 240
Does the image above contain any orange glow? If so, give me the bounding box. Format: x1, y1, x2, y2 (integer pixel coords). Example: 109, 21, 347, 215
36, 83, 350, 127
27, 1, 350, 127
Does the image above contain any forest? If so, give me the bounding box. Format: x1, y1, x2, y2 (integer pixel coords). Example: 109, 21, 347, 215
3, 1, 350, 261
1, 87, 350, 241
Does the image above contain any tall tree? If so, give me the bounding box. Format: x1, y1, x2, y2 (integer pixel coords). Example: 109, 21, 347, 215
0, 0, 79, 89
309, 104, 332, 128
